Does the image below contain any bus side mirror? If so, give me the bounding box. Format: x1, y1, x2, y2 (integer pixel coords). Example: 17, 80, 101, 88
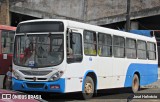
67, 29, 74, 56
67, 28, 72, 47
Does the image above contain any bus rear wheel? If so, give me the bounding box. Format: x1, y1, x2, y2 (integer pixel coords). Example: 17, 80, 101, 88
82, 76, 94, 99
132, 74, 140, 93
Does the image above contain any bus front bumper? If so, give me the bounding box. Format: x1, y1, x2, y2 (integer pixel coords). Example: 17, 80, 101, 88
12, 78, 65, 93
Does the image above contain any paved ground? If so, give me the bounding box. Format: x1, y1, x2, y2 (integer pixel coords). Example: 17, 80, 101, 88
39, 79, 160, 102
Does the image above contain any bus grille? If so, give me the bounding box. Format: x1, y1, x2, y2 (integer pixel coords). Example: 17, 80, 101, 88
25, 77, 47, 81
26, 83, 45, 88
19, 70, 51, 76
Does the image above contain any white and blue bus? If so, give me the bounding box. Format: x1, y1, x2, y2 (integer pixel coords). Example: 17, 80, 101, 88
12, 19, 158, 99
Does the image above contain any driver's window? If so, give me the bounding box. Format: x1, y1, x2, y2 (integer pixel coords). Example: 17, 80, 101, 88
67, 32, 83, 63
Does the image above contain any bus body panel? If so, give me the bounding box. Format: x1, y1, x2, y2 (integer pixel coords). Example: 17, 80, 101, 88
0, 25, 16, 75
12, 78, 65, 93
124, 63, 158, 87
12, 19, 158, 94
64, 27, 86, 92
95, 57, 113, 89
65, 63, 85, 92
12, 63, 158, 93
0, 54, 13, 74
0, 25, 16, 89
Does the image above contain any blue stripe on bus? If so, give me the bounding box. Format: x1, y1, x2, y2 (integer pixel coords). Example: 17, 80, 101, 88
12, 78, 65, 93
124, 63, 158, 87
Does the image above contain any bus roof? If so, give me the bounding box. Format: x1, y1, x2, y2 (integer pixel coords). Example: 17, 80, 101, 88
0, 25, 16, 31
18, 19, 156, 42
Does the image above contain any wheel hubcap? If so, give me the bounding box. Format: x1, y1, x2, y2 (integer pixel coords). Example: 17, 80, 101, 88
85, 82, 93, 95
133, 78, 138, 90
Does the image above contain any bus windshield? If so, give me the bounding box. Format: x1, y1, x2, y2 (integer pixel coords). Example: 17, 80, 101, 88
14, 34, 64, 68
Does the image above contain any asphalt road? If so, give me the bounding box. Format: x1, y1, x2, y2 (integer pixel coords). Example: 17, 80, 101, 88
38, 79, 160, 102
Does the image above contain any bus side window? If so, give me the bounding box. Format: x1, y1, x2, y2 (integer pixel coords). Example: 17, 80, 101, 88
98, 33, 112, 57
113, 36, 125, 58
147, 42, 156, 60
137, 40, 147, 59
84, 30, 97, 56
67, 32, 83, 63
126, 38, 136, 59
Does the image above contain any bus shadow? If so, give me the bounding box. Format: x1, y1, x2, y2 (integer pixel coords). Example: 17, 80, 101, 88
95, 88, 133, 99
26, 88, 149, 101
95, 87, 148, 99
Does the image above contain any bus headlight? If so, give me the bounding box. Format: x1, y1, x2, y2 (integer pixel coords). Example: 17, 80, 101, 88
49, 71, 64, 81
12, 70, 22, 80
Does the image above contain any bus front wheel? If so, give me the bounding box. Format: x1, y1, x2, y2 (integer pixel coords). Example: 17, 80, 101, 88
132, 74, 140, 93
82, 76, 94, 99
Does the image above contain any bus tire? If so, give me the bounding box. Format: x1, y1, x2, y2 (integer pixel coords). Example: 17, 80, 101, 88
82, 76, 94, 99
132, 74, 140, 93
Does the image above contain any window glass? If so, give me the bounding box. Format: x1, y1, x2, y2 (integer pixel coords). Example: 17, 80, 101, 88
148, 52, 156, 60
126, 49, 136, 58
1, 30, 15, 54
98, 34, 103, 45
147, 42, 156, 60
137, 40, 146, 50
98, 33, 112, 57
72, 33, 82, 56
84, 31, 95, 43
103, 34, 112, 45
67, 32, 82, 63
84, 30, 97, 55
137, 50, 147, 59
113, 36, 125, 57
126, 38, 136, 58
126, 38, 136, 48
113, 47, 124, 58
113, 36, 125, 47
14, 34, 64, 68
147, 42, 156, 51
137, 40, 147, 59
84, 44, 96, 55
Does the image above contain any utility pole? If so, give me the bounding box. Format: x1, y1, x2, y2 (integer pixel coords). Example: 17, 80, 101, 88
126, 0, 131, 32
83, 0, 88, 22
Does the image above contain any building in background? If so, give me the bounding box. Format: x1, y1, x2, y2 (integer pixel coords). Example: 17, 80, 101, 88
0, 0, 159, 30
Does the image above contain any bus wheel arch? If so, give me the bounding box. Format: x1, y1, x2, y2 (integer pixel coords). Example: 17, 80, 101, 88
132, 72, 140, 93
82, 72, 97, 99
